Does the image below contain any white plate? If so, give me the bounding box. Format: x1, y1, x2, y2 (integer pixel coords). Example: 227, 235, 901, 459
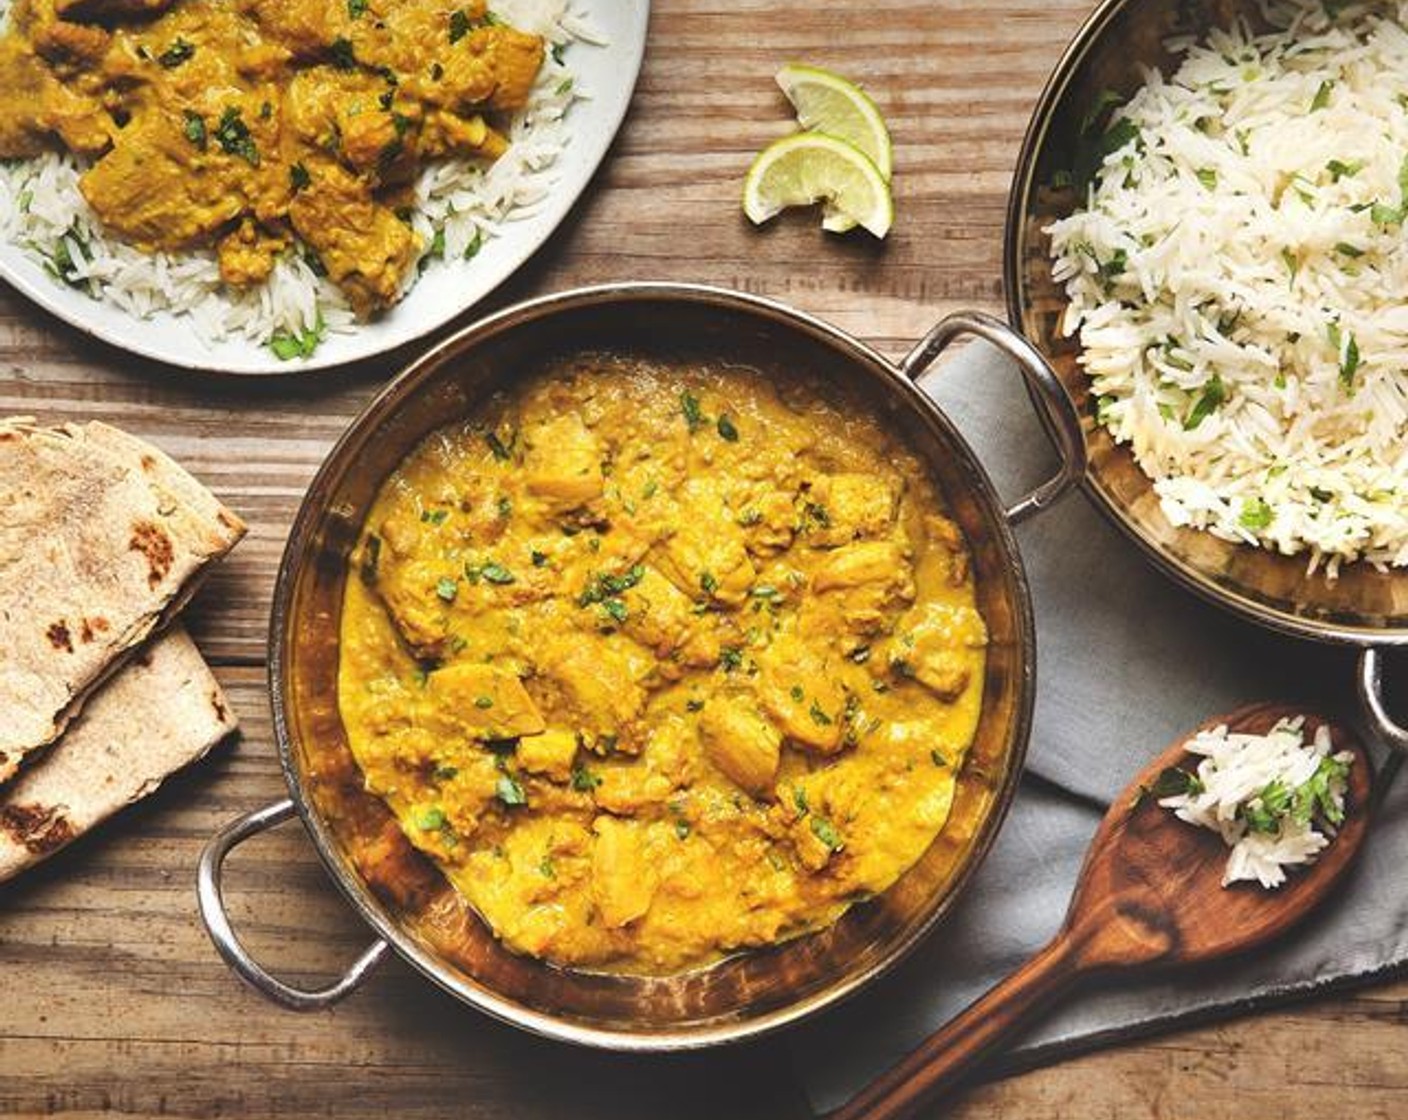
0, 1, 649, 375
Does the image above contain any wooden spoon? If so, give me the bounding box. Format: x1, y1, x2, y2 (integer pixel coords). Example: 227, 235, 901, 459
829, 702, 1373, 1120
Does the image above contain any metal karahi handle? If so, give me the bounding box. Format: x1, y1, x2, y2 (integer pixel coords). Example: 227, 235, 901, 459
197, 798, 390, 1011
901, 310, 1088, 524
1358, 648, 1408, 754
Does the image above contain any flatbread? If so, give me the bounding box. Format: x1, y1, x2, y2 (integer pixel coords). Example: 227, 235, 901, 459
0, 624, 236, 883
0, 418, 245, 781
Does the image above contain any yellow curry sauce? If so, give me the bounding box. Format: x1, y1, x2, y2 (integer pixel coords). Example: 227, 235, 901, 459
0, 0, 542, 314
338, 356, 989, 974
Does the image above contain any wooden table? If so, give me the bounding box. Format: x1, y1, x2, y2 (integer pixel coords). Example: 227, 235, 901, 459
3, 2, 1407, 1117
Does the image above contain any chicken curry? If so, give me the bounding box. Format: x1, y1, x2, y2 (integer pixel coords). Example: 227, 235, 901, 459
0, 0, 543, 314
338, 355, 989, 974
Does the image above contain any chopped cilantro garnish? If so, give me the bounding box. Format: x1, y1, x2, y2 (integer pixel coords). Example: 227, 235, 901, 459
414, 806, 447, 831
480, 562, 515, 585
289, 162, 311, 192
571, 763, 603, 792
329, 37, 356, 69
182, 110, 207, 151
214, 106, 259, 166
681, 391, 705, 432
1310, 79, 1334, 112
449, 9, 471, 42
716, 414, 740, 441
158, 39, 195, 68
435, 576, 458, 602
808, 700, 833, 727
495, 774, 528, 807
719, 646, 743, 672
1239, 497, 1273, 531
348, 0, 368, 16
809, 816, 843, 852
268, 315, 324, 360
1183, 373, 1226, 431
474, 695, 494, 709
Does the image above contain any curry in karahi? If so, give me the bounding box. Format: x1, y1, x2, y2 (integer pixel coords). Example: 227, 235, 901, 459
338, 356, 989, 974
0, 0, 543, 314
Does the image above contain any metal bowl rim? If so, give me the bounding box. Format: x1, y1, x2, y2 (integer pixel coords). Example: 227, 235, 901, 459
1001, 0, 1408, 649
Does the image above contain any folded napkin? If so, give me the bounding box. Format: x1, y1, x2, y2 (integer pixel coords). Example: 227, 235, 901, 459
790, 340, 1408, 1114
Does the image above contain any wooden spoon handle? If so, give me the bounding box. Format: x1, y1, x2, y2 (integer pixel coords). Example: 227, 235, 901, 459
827, 932, 1083, 1120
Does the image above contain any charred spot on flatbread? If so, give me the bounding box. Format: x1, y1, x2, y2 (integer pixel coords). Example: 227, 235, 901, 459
128, 519, 174, 588
1, 802, 75, 855
46, 621, 73, 653
79, 616, 110, 643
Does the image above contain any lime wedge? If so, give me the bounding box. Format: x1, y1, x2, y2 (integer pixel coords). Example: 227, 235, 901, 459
742, 132, 893, 238
776, 63, 893, 182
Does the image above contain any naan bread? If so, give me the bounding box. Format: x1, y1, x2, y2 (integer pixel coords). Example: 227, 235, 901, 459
0, 624, 236, 883
0, 418, 245, 782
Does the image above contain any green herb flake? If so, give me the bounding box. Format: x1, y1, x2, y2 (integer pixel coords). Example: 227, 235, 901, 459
1195, 167, 1218, 190
930, 749, 948, 768
531, 549, 548, 568
435, 576, 458, 602
449, 9, 471, 43
214, 106, 260, 166
158, 38, 195, 68
808, 700, 833, 727
1239, 497, 1274, 531
480, 562, 515, 585
1327, 158, 1363, 182
348, 0, 368, 16
433, 764, 459, 781
719, 646, 744, 672
1281, 248, 1299, 281
474, 695, 494, 709
329, 37, 356, 69
289, 162, 311, 192
716, 414, 740, 441
182, 110, 207, 151
1310, 79, 1334, 112
681, 391, 705, 432
421, 508, 449, 525
602, 597, 628, 624
792, 786, 809, 815
268, 316, 325, 361
1183, 373, 1227, 431
495, 774, 528, 807
1339, 330, 1361, 391
484, 430, 513, 461
538, 855, 556, 878
673, 818, 691, 840
414, 806, 447, 831
570, 763, 603, 792
699, 570, 718, 596
809, 815, 843, 853
789, 684, 805, 702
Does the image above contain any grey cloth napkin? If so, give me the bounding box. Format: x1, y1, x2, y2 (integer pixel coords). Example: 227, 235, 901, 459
790, 340, 1408, 1114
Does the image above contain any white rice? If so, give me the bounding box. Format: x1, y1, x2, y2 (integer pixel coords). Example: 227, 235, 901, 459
0, 0, 598, 355
1157, 715, 1352, 889
1048, 0, 1408, 575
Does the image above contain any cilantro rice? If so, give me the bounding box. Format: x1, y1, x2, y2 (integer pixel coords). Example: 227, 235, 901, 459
0, 0, 600, 360
1049, 0, 1408, 575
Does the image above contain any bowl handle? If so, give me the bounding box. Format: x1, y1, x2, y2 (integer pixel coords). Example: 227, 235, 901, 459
901, 310, 1087, 524
197, 798, 391, 1011
1358, 648, 1408, 754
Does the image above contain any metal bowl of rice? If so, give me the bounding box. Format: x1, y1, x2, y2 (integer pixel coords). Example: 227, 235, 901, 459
1005, 0, 1408, 749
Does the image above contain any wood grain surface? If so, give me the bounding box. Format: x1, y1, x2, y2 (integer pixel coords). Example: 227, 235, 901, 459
2, 2, 1406, 1118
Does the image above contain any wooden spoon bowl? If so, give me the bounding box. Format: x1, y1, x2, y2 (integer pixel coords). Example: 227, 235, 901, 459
831, 701, 1373, 1120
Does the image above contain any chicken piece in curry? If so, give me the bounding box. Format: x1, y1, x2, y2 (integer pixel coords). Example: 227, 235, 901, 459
338, 356, 990, 975
0, 0, 543, 314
